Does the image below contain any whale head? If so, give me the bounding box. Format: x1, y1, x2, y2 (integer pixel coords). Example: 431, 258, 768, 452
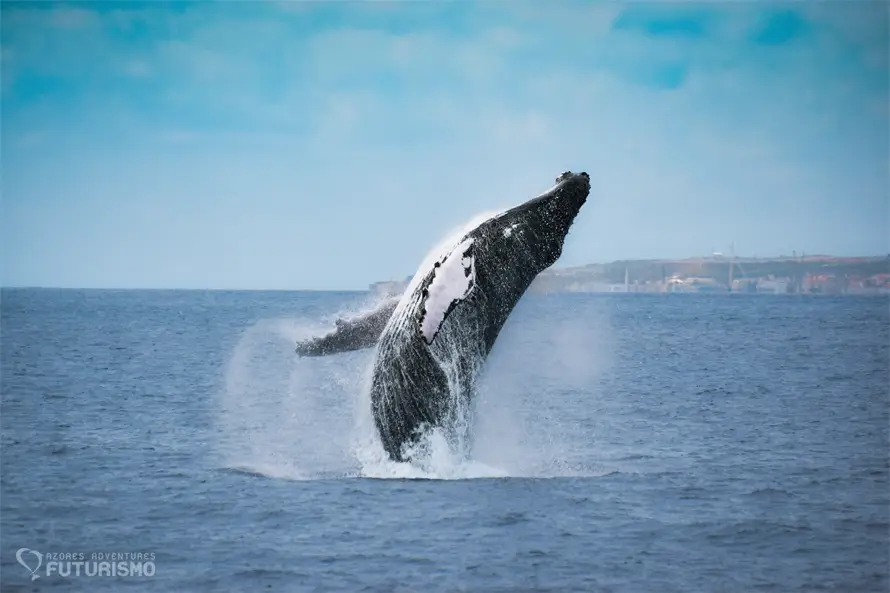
489, 170, 590, 272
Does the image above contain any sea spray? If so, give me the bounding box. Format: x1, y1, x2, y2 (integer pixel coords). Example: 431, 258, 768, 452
216, 214, 613, 480
217, 314, 367, 480
472, 294, 614, 477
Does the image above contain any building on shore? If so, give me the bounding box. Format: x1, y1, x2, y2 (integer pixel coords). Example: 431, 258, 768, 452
666, 276, 726, 293
757, 278, 790, 294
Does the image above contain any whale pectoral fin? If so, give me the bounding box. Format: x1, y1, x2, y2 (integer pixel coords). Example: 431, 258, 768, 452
418, 240, 477, 345
295, 298, 399, 357
419, 296, 466, 345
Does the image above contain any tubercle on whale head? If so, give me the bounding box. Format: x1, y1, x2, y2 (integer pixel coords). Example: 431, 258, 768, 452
556, 170, 589, 184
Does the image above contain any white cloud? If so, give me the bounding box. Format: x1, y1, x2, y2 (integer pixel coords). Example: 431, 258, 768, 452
17, 131, 47, 148
48, 7, 99, 29
121, 59, 152, 78
271, 1, 315, 14
3, 2, 887, 288
507, 2, 623, 36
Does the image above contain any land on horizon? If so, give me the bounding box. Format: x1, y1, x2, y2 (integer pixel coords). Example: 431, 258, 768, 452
2, 254, 887, 294
371, 254, 890, 297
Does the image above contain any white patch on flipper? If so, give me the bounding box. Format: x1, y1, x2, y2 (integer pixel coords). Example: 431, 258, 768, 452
420, 238, 475, 344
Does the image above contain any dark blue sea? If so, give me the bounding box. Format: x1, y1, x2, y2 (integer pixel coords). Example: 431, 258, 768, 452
1, 288, 888, 592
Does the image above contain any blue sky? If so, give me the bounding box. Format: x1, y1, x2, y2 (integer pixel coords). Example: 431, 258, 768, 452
2, 1, 888, 290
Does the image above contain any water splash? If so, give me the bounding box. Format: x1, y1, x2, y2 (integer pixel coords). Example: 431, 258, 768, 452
216, 313, 367, 480
215, 214, 613, 480
215, 293, 613, 481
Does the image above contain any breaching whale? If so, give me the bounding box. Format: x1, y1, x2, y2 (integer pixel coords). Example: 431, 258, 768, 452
296, 171, 591, 461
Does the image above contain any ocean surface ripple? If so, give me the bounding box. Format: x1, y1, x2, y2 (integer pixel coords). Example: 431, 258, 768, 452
1, 289, 887, 592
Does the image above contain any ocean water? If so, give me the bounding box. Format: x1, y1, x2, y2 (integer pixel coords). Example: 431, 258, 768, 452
1, 288, 887, 592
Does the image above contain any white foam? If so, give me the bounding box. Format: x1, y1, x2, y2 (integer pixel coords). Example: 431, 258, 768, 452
420, 238, 475, 344
357, 428, 510, 480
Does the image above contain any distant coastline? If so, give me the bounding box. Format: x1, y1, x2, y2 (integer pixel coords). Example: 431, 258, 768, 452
371, 255, 890, 297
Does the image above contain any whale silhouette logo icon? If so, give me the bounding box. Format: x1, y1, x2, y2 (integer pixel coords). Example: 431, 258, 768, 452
16, 548, 42, 581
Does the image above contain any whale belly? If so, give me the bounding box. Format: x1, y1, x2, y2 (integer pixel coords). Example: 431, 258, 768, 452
370, 295, 488, 461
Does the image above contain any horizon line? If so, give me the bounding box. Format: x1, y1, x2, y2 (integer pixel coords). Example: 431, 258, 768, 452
3, 252, 887, 293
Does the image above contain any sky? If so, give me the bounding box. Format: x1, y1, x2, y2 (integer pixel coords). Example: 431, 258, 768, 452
2, 1, 888, 290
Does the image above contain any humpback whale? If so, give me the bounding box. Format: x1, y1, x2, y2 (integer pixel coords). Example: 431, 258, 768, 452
296, 171, 591, 462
